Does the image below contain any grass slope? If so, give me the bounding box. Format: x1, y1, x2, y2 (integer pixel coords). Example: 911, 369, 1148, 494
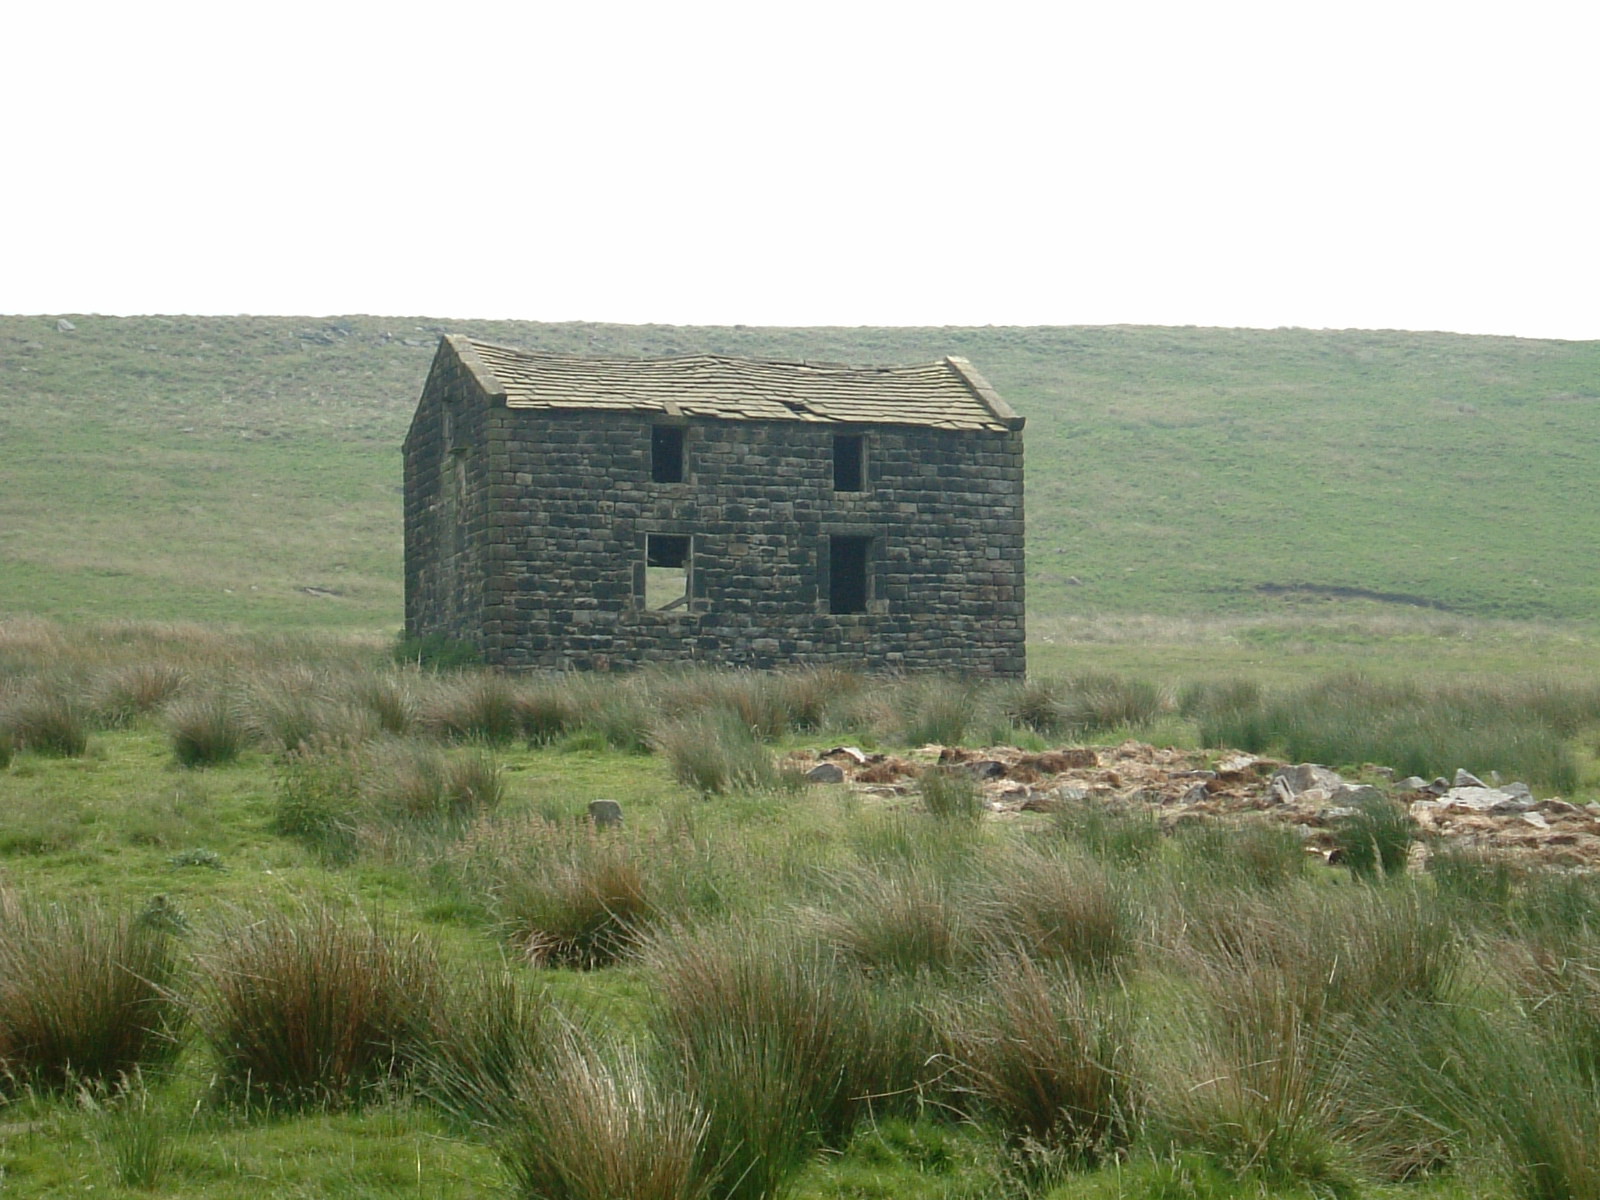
4, 315, 1600, 632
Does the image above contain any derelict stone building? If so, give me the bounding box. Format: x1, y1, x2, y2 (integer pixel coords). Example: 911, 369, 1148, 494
403, 335, 1025, 676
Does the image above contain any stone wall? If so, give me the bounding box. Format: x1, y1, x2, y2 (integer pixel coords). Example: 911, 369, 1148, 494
402, 354, 499, 645
447, 406, 1026, 677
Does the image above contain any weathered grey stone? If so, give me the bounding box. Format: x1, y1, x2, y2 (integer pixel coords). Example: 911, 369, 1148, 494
55, 318, 75, 332
587, 799, 624, 827
1396, 776, 1429, 792
1331, 783, 1386, 806
965, 760, 1008, 780
1272, 763, 1346, 797
1453, 769, 1489, 789
1437, 786, 1533, 813
806, 762, 846, 784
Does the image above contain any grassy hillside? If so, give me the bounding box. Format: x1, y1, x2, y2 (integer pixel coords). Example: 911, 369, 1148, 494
4, 314, 1600, 636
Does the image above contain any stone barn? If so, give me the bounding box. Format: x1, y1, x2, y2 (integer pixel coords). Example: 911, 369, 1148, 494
403, 335, 1025, 676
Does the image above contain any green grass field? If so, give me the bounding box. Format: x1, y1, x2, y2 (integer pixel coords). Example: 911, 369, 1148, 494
6, 315, 1600, 640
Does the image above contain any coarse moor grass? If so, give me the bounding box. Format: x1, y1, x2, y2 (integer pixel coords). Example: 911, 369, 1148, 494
2, 631, 1600, 1196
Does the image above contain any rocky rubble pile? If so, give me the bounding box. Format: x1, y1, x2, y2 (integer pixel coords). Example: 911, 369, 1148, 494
785, 742, 1600, 869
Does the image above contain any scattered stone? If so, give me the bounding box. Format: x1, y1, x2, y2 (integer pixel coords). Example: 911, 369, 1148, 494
965, 759, 1008, 780
587, 799, 623, 827
805, 762, 846, 784
55, 318, 75, 332
1454, 769, 1489, 789
1437, 787, 1506, 811
857, 757, 915, 783
1027, 747, 1098, 770
1331, 783, 1386, 806
1396, 776, 1430, 792
1272, 763, 1347, 797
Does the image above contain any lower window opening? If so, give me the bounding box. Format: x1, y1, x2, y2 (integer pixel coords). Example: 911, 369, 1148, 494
645, 534, 691, 611
829, 536, 870, 614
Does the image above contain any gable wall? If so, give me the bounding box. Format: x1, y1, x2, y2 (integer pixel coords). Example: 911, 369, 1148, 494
472, 409, 1025, 677
403, 349, 504, 645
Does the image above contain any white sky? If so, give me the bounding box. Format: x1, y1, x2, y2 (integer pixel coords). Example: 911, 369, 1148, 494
5, 0, 1597, 339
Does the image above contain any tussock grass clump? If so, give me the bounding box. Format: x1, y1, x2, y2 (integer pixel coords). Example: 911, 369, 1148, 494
1056, 672, 1165, 735
360, 738, 502, 826
1172, 819, 1307, 891
513, 678, 580, 745
423, 672, 522, 745
1052, 798, 1164, 867
896, 675, 982, 746
248, 672, 376, 753
1147, 969, 1358, 1195
652, 709, 781, 794
417, 961, 551, 1130
495, 1027, 711, 1200
1334, 793, 1415, 880
89, 661, 187, 727
0, 893, 185, 1094
192, 904, 440, 1109
948, 952, 1134, 1168
917, 764, 987, 823
807, 865, 976, 976
1428, 844, 1520, 916
2, 680, 91, 757
647, 921, 940, 1196
648, 668, 793, 742
650, 923, 879, 1147
975, 849, 1135, 978
470, 822, 660, 968
271, 747, 360, 861
166, 691, 250, 767
1177, 676, 1263, 722
1002, 676, 1072, 735
774, 666, 860, 732
1172, 884, 1460, 1020
92, 1079, 179, 1190
347, 669, 417, 736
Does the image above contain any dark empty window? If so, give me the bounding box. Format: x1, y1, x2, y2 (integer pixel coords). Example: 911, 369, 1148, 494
829, 535, 870, 614
652, 426, 685, 483
644, 534, 691, 610
833, 434, 865, 492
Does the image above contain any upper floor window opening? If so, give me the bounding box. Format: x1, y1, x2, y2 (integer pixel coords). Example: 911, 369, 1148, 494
652, 425, 686, 483
833, 433, 865, 492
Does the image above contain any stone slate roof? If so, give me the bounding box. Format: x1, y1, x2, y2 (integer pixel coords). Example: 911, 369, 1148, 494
450, 336, 1022, 431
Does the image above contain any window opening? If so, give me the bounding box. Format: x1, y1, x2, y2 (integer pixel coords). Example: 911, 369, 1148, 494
652, 425, 686, 483
832, 433, 864, 492
829, 535, 870, 614
645, 534, 691, 610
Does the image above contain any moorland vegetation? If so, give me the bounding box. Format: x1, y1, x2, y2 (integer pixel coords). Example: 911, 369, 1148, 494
6, 315, 1600, 1196
1, 621, 1600, 1197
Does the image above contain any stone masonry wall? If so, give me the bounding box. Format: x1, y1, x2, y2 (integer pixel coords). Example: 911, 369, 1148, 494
470, 407, 1025, 677
402, 355, 499, 646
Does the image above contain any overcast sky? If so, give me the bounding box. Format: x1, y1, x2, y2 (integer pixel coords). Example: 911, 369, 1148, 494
6, 1, 1595, 339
